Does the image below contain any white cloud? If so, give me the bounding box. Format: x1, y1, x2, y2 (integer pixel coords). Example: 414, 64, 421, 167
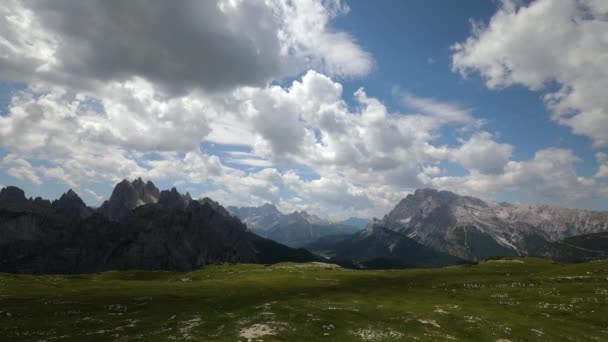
276, 0, 373, 77
2, 68, 605, 217
226, 158, 274, 168
452, 132, 513, 174
433, 148, 600, 201
595, 152, 608, 178
452, 0, 608, 146
422, 165, 442, 176
1, 154, 41, 185
402, 93, 478, 127
84, 188, 104, 204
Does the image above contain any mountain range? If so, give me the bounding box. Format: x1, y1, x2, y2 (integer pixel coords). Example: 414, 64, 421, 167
0, 180, 316, 274
1, 182, 607, 274
227, 204, 364, 247
307, 188, 608, 267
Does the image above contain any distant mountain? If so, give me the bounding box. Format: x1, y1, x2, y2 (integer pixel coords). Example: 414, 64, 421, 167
379, 188, 608, 261
228, 204, 362, 247
305, 225, 464, 269
228, 203, 282, 232
0, 183, 317, 274
339, 217, 369, 230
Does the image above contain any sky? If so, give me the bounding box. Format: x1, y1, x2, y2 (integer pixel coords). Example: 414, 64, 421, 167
0, 0, 607, 219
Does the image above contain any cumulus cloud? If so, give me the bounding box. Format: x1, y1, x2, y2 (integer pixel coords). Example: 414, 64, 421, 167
452, 132, 513, 175
432, 148, 600, 201
1, 154, 41, 185
401, 93, 478, 128
0, 0, 371, 94
596, 152, 608, 178
84, 188, 104, 204
221, 71, 484, 181
2, 67, 605, 217
452, 0, 608, 147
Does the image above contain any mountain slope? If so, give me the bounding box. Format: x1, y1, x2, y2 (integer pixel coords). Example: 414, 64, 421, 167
540, 232, 608, 263
306, 225, 464, 269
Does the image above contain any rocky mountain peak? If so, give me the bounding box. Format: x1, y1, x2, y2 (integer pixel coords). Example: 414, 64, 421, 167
410, 188, 460, 205
64, 189, 79, 198
261, 203, 280, 213
297, 210, 326, 224
0, 186, 28, 204
158, 187, 190, 210
98, 178, 160, 221
132, 177, 145, 188
32, 196, 51, 208
52, 189, 92, 218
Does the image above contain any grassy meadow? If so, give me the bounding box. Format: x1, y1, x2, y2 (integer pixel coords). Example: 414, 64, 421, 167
0, 258, 607, 341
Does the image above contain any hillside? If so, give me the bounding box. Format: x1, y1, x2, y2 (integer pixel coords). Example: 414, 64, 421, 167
306, 225, 464, 269
541, 231, 608, 263
0, 258, 606, 341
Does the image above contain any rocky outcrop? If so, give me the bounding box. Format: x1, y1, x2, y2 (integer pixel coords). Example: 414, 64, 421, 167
0, 186, 28, 203
98, 178, 160, 221
0, 186, 31, 211
52, 189, 93, 218
133, 178, 161, 203
0, 187, 60, 215
157, 187, 190, 210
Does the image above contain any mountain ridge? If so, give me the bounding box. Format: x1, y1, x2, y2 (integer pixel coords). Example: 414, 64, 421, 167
228, 203, 363, 247
0, 182, 317, 274
378, 188, 608, 261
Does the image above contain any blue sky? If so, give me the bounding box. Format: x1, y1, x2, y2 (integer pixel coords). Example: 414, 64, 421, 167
0, 0, 607, 218
335, 1, 600, 172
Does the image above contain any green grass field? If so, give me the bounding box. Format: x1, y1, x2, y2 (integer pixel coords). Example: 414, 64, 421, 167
0, 258, 607, 341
